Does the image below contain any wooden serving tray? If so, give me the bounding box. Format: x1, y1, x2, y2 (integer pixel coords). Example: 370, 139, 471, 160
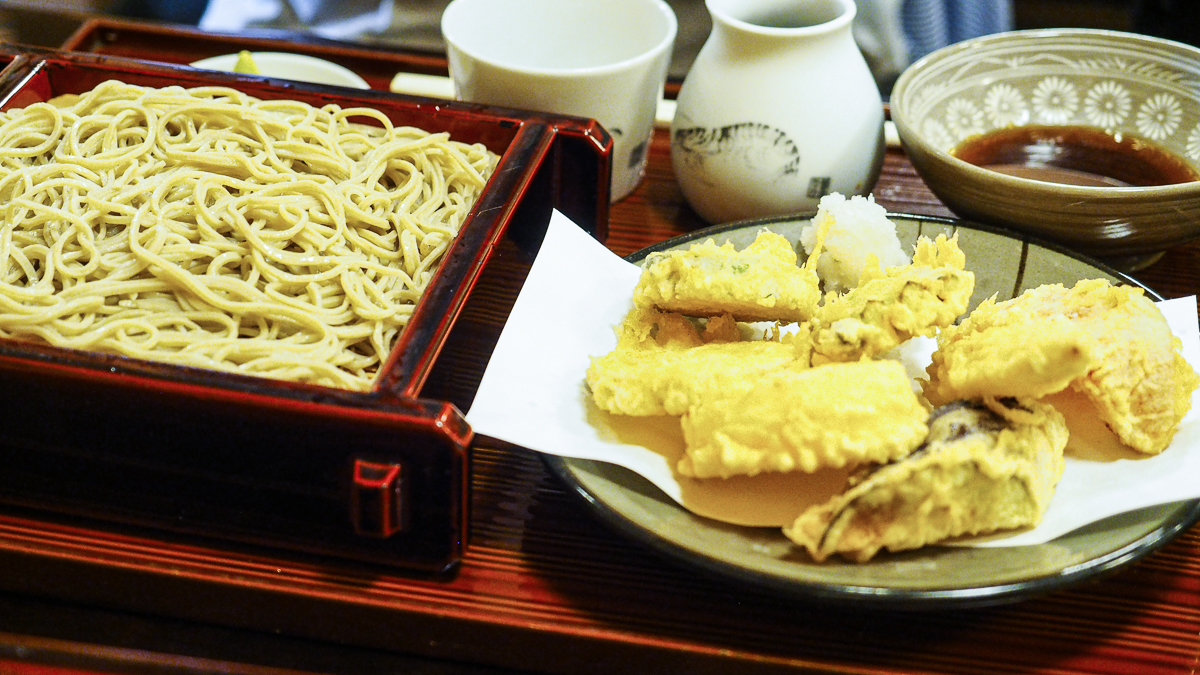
61, 17, 449, 91
0, 34, 610, 576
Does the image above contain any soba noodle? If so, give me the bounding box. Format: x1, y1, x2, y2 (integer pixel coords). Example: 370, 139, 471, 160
0, 80, 498, 391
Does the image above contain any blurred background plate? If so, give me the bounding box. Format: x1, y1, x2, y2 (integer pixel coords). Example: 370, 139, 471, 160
191, 50, 370, 88
545, 212, 1200, 610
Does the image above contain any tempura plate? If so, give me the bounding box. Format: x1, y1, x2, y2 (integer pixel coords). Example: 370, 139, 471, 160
545, 213, 1200, 609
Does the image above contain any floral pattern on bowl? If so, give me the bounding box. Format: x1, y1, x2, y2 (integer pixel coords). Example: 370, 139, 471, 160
890, 29, 1200, 271
902, 42, 1200, 161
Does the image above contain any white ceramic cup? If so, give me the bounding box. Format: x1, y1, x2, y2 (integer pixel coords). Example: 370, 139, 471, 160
442, 0, 677, 202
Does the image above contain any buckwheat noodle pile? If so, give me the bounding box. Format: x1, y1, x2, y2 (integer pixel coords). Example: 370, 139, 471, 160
0, 80, 498, 390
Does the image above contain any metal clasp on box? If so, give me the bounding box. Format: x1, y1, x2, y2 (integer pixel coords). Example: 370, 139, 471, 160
351, 459, 409, 538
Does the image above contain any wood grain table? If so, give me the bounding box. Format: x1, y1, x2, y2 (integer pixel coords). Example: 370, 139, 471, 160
0, 21, 1199, 675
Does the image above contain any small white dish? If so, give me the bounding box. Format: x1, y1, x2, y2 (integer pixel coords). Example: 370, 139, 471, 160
190, 52, 370, 89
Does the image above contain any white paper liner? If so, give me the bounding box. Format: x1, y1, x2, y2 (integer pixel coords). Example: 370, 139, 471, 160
466, 209, 1200, 547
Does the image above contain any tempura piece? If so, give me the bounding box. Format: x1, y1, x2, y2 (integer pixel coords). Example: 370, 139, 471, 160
925, 279, 1199, 455
925, 316, 1095, 405
587, 307, 806, 416
809, 233, 974, 364
786, 398, 1068, 563
606, 305, 714, 350
633, 231, 821, 323
678, 360, 929, 478
799, 193, 911, 293
588, 342, 804, 417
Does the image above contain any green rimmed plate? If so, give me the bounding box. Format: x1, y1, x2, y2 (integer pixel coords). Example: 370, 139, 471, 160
544, 213, 1200, 610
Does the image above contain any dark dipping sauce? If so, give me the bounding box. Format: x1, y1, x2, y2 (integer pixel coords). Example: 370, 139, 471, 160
951, 124, 1200, 187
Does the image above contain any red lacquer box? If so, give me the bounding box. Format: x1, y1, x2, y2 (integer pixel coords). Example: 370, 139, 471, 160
0, 46, 610, 574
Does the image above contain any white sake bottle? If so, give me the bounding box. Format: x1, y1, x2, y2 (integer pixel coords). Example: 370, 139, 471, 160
671, 0, 885, 223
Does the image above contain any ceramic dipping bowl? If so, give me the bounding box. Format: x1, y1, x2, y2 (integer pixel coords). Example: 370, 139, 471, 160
890, 28, 1200, 271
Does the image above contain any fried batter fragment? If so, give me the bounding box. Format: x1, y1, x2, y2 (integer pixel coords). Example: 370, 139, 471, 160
586, 307, 806, 416
925, 279, 1199, 455
785, 398, 1068, 563
633, 231, 821, 323
678, 360, 929, 478
809, 233, 974, 364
